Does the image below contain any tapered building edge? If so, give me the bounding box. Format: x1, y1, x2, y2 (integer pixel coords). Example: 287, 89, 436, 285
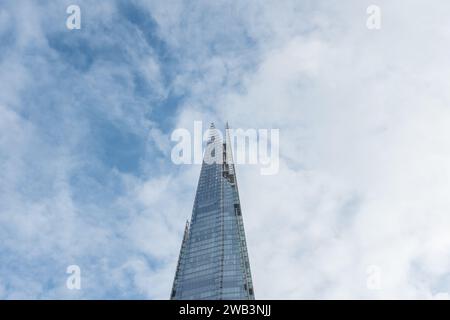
170, 123, 255, 300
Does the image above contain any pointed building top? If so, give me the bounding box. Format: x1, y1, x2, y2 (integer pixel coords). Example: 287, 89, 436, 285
171, 118, 254, 300
206, 121, 222, 147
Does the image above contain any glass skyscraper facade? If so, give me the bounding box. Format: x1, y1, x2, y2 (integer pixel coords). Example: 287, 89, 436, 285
171, 123, 255, 300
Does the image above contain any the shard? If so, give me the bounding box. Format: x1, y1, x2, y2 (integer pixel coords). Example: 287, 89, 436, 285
171, 123, 255, 300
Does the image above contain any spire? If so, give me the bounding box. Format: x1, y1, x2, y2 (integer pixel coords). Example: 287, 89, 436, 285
204, 122, 223, 164
171, 120, 255, 300
224, 122, 235, 166
206, 122, 221, 145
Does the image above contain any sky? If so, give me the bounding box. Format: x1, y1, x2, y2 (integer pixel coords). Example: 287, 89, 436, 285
1, 0, 450, 299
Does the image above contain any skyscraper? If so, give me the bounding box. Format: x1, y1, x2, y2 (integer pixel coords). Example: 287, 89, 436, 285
171, 123, 255, 300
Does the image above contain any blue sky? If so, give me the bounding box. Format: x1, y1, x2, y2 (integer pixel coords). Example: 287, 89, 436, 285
2, 0, 450, 299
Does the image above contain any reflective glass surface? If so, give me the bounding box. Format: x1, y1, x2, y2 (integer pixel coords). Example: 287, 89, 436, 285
171, 126, 254, 300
